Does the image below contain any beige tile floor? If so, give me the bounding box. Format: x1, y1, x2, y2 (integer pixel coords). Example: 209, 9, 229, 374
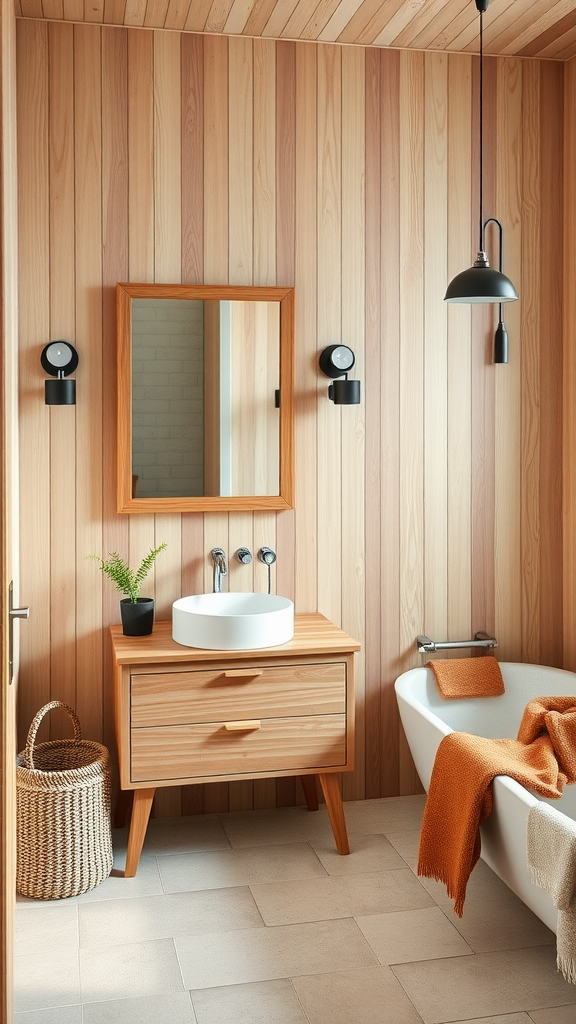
13, 794, 576, 1024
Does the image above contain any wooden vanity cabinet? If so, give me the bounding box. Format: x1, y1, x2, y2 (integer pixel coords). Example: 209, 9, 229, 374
110, 613, 360, 876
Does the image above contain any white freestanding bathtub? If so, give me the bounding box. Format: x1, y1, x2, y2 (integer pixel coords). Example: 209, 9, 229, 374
395, 662, 576, 934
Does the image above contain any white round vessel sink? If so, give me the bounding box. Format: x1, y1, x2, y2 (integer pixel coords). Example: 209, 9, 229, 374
172, 592, 294, 650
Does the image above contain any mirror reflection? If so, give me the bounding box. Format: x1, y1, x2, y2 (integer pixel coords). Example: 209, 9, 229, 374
116, 283, 294, 514
131, 297, 280, 499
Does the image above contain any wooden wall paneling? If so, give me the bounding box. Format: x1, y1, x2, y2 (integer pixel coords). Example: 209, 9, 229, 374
228, 35, 253, 286
144, 0, 169, 28
203, 34, 228, 284
150, 28, 183, 818
181, 32, 204, 285
538, 60, 563, 668
274, 41, 296, 607
244, 0, 277, 38
363, 46, 383, 798
316, 43, 342, 630
262, 0, 298, 39
471, 57, 496, 643
101, 26, 129, 762
48, 22, 77, 721
340, 43, 365, 801
223, 0, 251, 35
446, 54, 472, 646
294, 40, 317, 615
520, 58, 541, 665
164, 0, 193, 30
336, 0, 397, 47
17, 20, 51, 749
378, 48, 402, 796
494, 57, 522, 662
206, 0, 235, 34
2, 0, 18, 1010
184, 0, 212, 32
63, 0, 83, 19
398, 49, 425, 794
127, 26, 157, 629
423, 52, 448, 656
73, 23, 104, 744
563, 57, 576, 671
85, 0, 104, 23
254, 38, 276, 286
19, 0, 43, 15
128, 28, 154, 281
124, 0, 147, 26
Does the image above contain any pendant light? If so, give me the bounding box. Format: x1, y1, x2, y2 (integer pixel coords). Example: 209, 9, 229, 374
445, 0, 518, 305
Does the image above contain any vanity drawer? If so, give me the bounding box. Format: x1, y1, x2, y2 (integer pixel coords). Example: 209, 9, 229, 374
130, 662, 346, 727
130, 714, 347, 783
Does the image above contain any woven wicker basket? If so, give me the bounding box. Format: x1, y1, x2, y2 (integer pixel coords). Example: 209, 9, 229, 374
16, 701, 113, 900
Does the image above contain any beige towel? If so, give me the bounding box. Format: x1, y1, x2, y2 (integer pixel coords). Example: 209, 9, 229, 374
527, 801, 576, 984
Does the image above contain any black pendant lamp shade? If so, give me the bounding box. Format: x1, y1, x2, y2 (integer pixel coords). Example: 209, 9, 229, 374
445, 253, 517, 304
445, 0, 518, 306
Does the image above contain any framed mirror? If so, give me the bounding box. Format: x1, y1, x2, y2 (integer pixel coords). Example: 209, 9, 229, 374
117, 283, 294, 513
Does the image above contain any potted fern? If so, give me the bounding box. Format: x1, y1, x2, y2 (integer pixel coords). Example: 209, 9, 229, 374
90, 543, 167, 636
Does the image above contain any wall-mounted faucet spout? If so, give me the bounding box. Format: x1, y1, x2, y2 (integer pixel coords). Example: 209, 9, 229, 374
210, 548, 228, 593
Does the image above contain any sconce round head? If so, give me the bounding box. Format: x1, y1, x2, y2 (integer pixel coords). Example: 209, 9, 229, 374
319, 345, 355, 379
41, 341, 79, 377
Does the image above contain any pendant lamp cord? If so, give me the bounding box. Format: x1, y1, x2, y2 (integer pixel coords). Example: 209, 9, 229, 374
479, 6, 484, 253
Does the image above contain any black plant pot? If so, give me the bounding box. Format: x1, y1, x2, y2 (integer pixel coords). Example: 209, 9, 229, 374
120, 597, 154, 636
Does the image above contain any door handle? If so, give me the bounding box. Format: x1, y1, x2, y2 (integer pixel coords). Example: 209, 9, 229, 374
9, 581, 29, 684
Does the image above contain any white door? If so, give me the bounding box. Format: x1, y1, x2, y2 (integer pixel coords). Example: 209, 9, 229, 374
1, 0, 21, 1018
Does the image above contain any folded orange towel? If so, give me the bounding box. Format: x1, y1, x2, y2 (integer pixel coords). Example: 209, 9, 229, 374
417, 695, 576, 916
427, 656, 504, 699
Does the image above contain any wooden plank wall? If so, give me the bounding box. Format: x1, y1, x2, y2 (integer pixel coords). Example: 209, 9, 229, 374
564, 54, 576, 673
15, 22, 565, 814
1, 0, 18, 1014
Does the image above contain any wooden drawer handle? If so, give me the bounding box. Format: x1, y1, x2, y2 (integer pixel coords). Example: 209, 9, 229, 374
223, 720, 261, 731
223, 670, 263, 680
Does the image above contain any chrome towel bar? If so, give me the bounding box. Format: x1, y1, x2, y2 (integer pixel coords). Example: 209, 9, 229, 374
416, 631, 497, 654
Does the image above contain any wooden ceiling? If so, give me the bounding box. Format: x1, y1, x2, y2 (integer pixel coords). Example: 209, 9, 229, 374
13, 0, 576, 60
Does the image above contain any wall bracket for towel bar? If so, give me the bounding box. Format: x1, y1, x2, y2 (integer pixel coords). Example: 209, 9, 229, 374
415, 631, 497, 654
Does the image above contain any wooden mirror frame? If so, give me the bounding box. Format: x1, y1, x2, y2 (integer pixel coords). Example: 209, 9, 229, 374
117, 283, 294, 513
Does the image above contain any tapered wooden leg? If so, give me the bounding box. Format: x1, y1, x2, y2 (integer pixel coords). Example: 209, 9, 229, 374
124, 788, 155, 877
114, 788, 133, 829
300, 774, 319, 812
318, 773, 350, 855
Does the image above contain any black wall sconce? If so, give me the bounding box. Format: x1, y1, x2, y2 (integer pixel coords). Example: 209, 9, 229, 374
319, 345, 361, 405
41, 341, 79, 405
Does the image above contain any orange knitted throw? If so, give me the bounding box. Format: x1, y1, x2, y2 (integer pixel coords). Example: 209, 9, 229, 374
428, 657, 504, 699
417, 696, 576, 916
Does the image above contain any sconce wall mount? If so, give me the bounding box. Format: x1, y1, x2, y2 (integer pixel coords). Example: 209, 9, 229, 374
41, 341, 79, 405
319, 345, 361, 405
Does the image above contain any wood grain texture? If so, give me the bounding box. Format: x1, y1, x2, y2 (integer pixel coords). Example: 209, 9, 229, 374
15, 0, 576, 59
563, 56, 576, 670
14, 26, 566, 813
1, 1, 18, 1015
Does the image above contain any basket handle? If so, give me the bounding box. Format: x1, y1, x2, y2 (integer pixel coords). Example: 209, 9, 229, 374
24, 701, 82, 770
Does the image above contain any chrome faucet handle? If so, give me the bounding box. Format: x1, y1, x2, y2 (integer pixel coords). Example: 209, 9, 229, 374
257, 547, 276, 566
235, 548, 252, 564
257, 547, 276, 595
